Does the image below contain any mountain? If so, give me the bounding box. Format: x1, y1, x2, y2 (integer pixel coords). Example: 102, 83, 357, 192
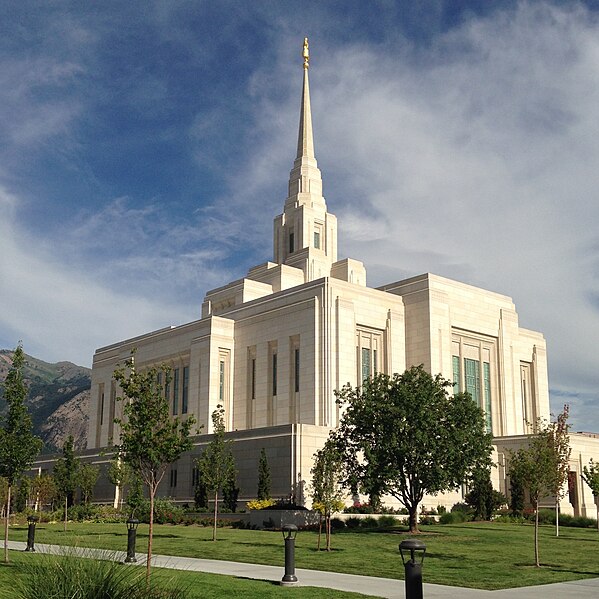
0, 350, 90, 453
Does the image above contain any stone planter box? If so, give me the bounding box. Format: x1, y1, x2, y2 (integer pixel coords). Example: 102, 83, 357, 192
249, 509, 320, 529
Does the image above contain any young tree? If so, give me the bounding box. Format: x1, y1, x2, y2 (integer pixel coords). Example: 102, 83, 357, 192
465, 466, 495, 521
547, 405, 570, 537
223, 470, 239, 513
257, 448, 271, 500
107, 454, 132, 510
14, 477, 29, 512
311, 439, 345, 551
53, 435, 80, 531
335, 365, 492, 533
196, 405, 236, 541
78, 463, 100, 505
113, 352, 196, 581
0, 343, 43, 562
30, 474, 57, 512
581, 459, 599, 532
508, 418, 566, 568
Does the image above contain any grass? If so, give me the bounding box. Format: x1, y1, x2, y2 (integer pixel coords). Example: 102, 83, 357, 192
0, 551, 370, 599
7, 520, 599, 590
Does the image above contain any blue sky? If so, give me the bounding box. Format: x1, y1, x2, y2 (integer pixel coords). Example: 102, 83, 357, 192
1, 1, 598, 431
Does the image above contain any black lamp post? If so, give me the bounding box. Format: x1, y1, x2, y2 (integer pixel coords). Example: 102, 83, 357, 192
125, 518, 140, 563
25, 515, 39, 552
399, 539, 426, 599
281, 524, 299, 585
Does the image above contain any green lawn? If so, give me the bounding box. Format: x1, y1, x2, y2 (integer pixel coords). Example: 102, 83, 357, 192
7, 521, 599, 590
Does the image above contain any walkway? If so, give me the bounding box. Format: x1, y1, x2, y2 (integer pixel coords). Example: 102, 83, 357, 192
7, 540, 599, 598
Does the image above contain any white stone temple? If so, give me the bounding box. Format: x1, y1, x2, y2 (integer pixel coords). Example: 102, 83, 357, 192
82, 39, 599, 516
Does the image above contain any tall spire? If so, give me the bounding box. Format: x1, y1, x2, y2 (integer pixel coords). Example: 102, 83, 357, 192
295, 37, 315, 163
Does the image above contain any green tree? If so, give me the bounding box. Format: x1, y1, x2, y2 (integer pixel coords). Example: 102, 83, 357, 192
223, 470, 239, 513
257, 448, 271, 500
335, 365, 492, 533
53, 435, 80, 531
113, 352, 196, 581
311, 439, 345, 551
30, 474, 57, 512
581, 459, 599, 532
78, 463, 100, 505
194, 477, 208, 511
465, 466, 506, 520
196, 405, 236, 541
14, 477, 29, 512
508, 418, 566, 568
0, 343, 43, 562
509, 467, 525, 516
547, 405, 571, 537
108, 454, 132, 510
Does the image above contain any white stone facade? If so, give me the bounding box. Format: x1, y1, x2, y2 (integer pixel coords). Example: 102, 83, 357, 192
85, 42, 598, 514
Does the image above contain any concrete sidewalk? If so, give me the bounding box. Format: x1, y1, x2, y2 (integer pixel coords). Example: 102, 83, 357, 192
7, 540, 599, 598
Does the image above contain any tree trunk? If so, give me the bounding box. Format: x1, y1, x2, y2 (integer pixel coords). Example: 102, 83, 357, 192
555, 500, 559, 537
596, 503, 599, 533
63, 496, 68, 532
146, 486, 155, 583
408, 505, 419, 533
534, 500, 540, 567
212, 490, 218, 541
3, 484, 11, 563
326, 514, 331, 551
317, 513, 322, 550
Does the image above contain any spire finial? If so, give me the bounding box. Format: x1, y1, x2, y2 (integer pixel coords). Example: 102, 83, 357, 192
302, 37, 309, 69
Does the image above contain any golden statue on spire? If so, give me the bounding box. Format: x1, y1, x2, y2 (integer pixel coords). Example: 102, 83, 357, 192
302, 37, 309, 69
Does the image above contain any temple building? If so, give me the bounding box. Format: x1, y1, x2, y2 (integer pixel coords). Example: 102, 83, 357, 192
82, 40, 597, 515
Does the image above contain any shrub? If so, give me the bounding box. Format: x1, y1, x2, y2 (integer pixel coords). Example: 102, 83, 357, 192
359, 516, 379, 529
330, 518, 346, 529
450, 502, 471, 514
246, 498, 276, 510
419, 515, 437, 525
377, 515, 400, 529
440, 511, 467, 524
15, 549, 189, 599
344, 516, 361, 529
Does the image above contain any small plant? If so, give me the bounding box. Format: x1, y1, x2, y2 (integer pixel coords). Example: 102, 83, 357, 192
246, 498, 276, 510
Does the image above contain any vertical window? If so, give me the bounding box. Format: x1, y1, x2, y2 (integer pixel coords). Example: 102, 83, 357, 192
452, 356, 461, 393
483, 362, 492, 431
182, 366, 189, 414
294, 348, 300, 393
219, 360, 225, 402
192, 467, 200, 487
157, 372, 162, 388
170, 469, 177, 488
99, 388, 104, 426
464, 358, 481, 405
361, 347, 371, 381
173, 368, 180, 415
272, 353, 278, 396
164, 376, 170, 404
289, 232, 294, 253
251, 358, 256, 399
314, 230, 320, 249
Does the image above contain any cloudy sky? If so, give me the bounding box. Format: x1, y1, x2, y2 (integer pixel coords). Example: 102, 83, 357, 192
1, 1, 598, 431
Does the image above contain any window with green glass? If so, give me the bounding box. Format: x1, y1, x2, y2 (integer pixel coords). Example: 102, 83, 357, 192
173, 368, 179, 415
483, 362, 492, 431
361, 347, 371, 381
452, 356, 460, 392
464, 358, 480, 405
182, 366, 189, 414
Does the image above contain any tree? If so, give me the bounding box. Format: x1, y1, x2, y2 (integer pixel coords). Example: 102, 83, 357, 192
113, 352, 196, 581
14, 477, 29, 512
311, 439, 345, 551
78, 463, 100, 505
107, 454, 132, 510
0, 343, 43, 562
335, 365, 492, 533
581, 459, 599, 532
257, 448, 271, 500
223, 470, 239, 513
30, 474, 57, 512
196, 405, 236, 541
508, 416, 567, 568
547, 405, 570, 537
465, 466, 506, 520
53, 435, 80, 531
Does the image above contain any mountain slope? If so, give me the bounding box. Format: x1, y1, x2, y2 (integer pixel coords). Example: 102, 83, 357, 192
0, 350, 91, 452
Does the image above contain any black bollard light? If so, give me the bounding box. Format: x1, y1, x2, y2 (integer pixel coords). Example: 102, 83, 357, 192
25, 515, 39, 552
399, 539, 426, 599
125, 518, 140, 563
281, 524, 299, 585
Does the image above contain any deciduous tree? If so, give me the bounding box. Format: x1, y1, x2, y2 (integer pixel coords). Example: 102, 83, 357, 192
311, 439, 345, 551
335, 365, 492, 533
53, 435, 80, 531
547, 405, 570, 537
581, 459, 599, 532
0, 343, 43, 562
113, 352, 196, 581
196, 405, 236, 541
78, 463, 100, 505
